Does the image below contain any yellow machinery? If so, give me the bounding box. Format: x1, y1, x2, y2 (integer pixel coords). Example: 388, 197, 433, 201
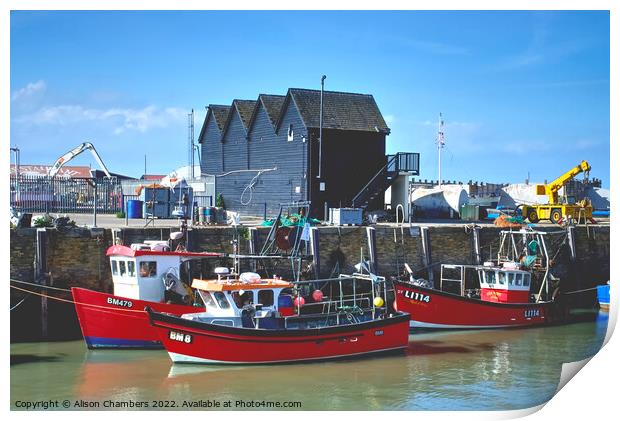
521, 160, 593, 224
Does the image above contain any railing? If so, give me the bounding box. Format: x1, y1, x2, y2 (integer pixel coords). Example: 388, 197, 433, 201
194, 195, 214, 208
10, 175, 123, 214
388, 152, 420, 174
351, 152, 420, 208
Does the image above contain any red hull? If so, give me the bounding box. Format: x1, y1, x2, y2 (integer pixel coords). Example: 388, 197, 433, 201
71, 287, 204, 349
148, 310, 411, 364
394, 281, 552, 329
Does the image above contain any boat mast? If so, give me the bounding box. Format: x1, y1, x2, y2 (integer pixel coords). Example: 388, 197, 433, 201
436, 113, 445, 188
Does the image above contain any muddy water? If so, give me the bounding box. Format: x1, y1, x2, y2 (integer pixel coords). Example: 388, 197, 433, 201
10, 312, 608, 411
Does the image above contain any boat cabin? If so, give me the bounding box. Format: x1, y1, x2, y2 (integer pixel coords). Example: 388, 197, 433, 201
106, 243, 221, 303
180, 270, 295, 328
478, 263, 532, 304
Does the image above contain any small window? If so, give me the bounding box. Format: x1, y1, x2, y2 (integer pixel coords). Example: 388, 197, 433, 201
523, 274, 531, 287
232, 291, 253, 309
507, 273, 514, 285
111, 260, 118, 276
201, 291, 217, 309
214, 292, 230, 309
486, 271, 496, 284
287, 124, 294, 141
119, 261, 127, 277
139, 261, 157, 278
258, 290, 274, 307
127, 261, 136, 277
508, 273, 514, 286
497, 272, 505, 285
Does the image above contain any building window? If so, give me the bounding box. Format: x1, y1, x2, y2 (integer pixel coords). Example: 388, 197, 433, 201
287, 124, 294, 141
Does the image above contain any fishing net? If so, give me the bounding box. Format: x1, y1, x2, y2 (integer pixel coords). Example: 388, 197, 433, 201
261, 213, 321, 227
493, 214, 525, 228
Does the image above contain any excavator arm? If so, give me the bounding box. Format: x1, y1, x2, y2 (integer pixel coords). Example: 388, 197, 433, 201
48, 142, 112, 178
535, 160, 590, 205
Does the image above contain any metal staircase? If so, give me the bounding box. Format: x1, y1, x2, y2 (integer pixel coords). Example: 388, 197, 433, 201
351, 152, 419, 209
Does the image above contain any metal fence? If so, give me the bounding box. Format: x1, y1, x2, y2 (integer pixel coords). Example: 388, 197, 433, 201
10, 175, 123, 214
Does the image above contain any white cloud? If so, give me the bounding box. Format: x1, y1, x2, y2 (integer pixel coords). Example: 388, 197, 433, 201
11, 80, 46, 101
384, 114, 396, 124
14, 104, 187, 135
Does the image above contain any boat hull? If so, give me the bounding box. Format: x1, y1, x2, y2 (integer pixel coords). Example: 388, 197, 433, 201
597, 284, 610, 312
394, 281, 552, 329
71, 287, 204, 349
148, 310, 411, 364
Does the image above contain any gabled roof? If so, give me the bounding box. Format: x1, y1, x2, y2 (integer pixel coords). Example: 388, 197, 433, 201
210, 105, 231, 131
198, 104, 230, 144
247, 94, 286, 131
279, 88, 390, 134
221, 99, 257, 140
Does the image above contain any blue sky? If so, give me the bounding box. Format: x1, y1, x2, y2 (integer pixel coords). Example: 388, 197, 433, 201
10, 11, 610, 186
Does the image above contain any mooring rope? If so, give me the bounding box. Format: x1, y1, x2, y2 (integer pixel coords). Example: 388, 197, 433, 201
561, 286, 604, 295
9, 284, 150, 318
10, 278, 71, 292
10, 295, 30, 311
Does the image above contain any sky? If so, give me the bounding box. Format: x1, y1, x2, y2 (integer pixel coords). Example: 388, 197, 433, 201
9, 10, 610, 186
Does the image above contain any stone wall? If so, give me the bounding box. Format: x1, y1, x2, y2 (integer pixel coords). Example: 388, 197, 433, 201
10, 223, 610, 342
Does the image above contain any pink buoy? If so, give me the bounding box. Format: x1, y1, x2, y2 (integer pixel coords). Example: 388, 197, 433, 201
312, 290, 323, 302
294, 296, 305, 307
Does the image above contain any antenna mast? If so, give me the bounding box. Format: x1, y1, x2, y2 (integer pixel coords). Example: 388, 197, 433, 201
188, 109, 195, 179
436, 113, 445, 188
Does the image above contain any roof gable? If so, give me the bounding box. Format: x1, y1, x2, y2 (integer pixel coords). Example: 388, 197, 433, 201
285, 88, 390, 133
221, 99, 257, 140
247, 94, 286, 133
198, 105, 230, 144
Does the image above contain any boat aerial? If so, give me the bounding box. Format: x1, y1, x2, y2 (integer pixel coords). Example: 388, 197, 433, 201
394, 229, 567, 330
147, 273, 411, 364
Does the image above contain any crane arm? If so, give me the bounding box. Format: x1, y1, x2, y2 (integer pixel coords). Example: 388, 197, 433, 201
48, 142, 112, 178
536, 160, 591, 204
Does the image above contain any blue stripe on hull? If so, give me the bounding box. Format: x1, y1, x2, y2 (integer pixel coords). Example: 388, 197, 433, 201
85, 336, 163, 349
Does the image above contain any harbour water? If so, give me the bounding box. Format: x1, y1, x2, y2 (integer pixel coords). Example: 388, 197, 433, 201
11, 312, 608, 411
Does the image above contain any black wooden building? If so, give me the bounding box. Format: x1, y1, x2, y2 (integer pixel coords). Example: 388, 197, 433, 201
199, 88, 416, 219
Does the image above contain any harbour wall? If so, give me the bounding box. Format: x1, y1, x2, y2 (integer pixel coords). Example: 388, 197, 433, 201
10, 224, 610, 342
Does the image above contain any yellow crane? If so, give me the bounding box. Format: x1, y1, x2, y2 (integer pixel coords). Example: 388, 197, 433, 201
521, 160, 593, 224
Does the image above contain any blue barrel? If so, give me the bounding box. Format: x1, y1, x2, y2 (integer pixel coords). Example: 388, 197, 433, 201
127, 200, 143, 219
205, 206, 213, 224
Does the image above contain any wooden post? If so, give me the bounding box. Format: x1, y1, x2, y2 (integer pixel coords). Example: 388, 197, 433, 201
248, 227, 259, 271
366, 226, 377, 274
310, 227, 320, 278
567, 226, 577, 262
472, 226, 482, 265
420, 226, 434, 284
35, 228, 48, 339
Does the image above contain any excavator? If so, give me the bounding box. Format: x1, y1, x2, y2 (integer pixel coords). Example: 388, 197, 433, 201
48, 142, 112, 178
520, 160, 593, 224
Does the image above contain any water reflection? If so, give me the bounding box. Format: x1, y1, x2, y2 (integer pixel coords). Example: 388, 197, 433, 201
11, 313, 608, 411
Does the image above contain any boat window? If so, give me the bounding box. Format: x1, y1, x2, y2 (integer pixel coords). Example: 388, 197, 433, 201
258, 290, 274, 307
523, 274, 531, 287
507, 273, 514, 285
214, 292, 230, 309
127, 261, 136, 277
486, 271, 496, 284
200, 291, 217, 308
497, 272, 505, 285
111, 260, 118, 276
119, 261, 127, 277
139, 261, 157, 278
507, 273, 514, 286
232, 291, 253, 309
514, 273, 522, 286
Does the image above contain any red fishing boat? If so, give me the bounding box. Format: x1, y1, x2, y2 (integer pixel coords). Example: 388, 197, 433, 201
148, 274, 411, 364
395, 229, 563, 329
72, 239, 224, 349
